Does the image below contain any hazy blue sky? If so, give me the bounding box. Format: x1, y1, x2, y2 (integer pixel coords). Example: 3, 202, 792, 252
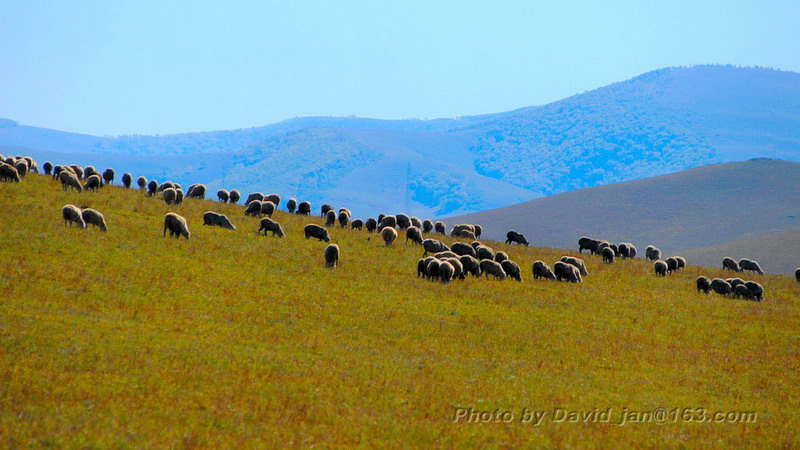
1, 0, 798, 135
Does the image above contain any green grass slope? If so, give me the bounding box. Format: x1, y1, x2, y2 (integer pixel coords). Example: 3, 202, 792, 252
1, 174, 799, 446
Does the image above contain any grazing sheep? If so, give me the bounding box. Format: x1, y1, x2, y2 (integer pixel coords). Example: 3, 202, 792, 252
381, 227, 398, 246
438, 261, 454, 284
619, 243, 637, 259
744, 281, 764, 302
265, 194, 280, 208
654, 260, 668, 277
217, 189, 229, 203
422, 219, 433, 233
102, 168, 115, 185
324, 244, 340, 268
578, 236, 600, 254
84, 174, 103, 192
338, 210, 350, 228
120, 172, 132, 188
51, 165, 65, 179
532, 261, 556, 281
321, 204, 333, 217
379, 215, 397, 230
365, 218, 377, 233
163, 212, 190, 239
396, 213, 411, 230
734, 284, 751, 300
553, 261, 581, 282
187, 184, 206, 199
25, 157, 38, 174
494, 251, 509, 264
462, 230, 478, 240
324, 210, 337, 227
722, 257, 740, 272
739, 258, 764, 275
726, 278, 746, 292
304, 224, 330, 242
476, 245, 495, 261
501, 260, 522, 282
473, 225, 482, 239
147, 180, 158, 196
471, 239, 482, 248
69, 164, 84, 179
602, 247, 615, 263
229, 189, 241, 204
505, 231, 529, 246
459, 255, 482, 278
158, 181, 175, 193
0, 163, 21, 182
297, 201, 311, 215
410, 217, 422, 229
445, 257, 464, 280
796, 268, 800, 282
261, 201, 276, 218
377, 213, 386, 224
62, 204, 86, 228
83, 166, 97, 179
58, 170, 83, 192
14, 161, 27, 178
405, 226, 423, 245
81, 208, 107, 231
645, 245, 662, 261
434, 251, 459, 260
426, 259, 441, 281
258, 218, 285, 237
162, 188, 178, 205
244, 200, 263, 217
710, 278, 732, 296
434, 221, 446, 234
286, 198, 297, 213
351, 219, 363, 230
450, 224, 475, 237
137, 176, 147, 189
560, 256, 588, 276
246, 192, 264, 205
203, 211, 236, 230
174, 189, 184, 205
480, 260, 507, 280
675, 256, 686, 270
422, 239, 449, 257
696, 276, 711, 294
43, 161, 53, 175
665, 257, 678, 274
451, 242, 476, 257
417, 258, 429, 277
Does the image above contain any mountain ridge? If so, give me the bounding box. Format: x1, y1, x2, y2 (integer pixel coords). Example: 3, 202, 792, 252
2, 64, 798, 217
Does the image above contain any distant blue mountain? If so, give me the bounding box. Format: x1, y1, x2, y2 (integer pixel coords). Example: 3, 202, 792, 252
2, 65, 798, 217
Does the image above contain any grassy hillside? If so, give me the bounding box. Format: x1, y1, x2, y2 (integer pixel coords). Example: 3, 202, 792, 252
1, 174, 800, 446
450, 159, 800, 275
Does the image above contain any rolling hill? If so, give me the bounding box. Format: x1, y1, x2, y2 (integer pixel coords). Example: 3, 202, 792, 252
448, 159, 800, 275
2, 65, 799, 217
1, 172, 799, 446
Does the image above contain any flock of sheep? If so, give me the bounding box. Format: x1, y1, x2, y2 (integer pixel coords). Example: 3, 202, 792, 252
1, 152, 795, 301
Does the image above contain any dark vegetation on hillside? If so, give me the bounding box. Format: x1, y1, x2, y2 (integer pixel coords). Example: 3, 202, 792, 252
3, 65, 799, 217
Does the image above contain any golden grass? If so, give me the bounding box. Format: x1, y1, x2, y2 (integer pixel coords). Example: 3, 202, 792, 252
1, 174, 799, 446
